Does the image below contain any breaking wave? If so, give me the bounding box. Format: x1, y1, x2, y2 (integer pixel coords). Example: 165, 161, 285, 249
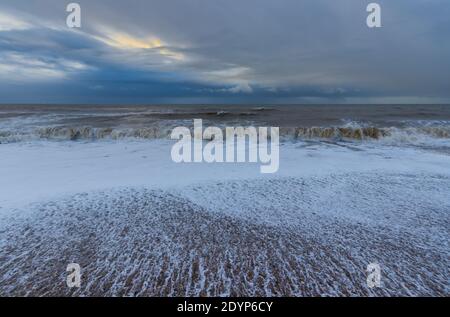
0, 126, 171, 142
0, 123, 450, 144
281, 125, 450, 141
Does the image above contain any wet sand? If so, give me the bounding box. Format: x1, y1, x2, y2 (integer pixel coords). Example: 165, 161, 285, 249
1, 174, 448, 296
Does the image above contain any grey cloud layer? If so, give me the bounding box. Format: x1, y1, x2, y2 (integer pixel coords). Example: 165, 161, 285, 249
0, 0, 449, 103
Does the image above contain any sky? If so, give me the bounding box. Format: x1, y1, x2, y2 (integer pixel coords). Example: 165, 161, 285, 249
0, 0, 449, 104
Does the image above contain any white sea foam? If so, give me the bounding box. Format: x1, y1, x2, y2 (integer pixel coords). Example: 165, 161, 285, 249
1, 139, 449, 211
0, 138, 449, 296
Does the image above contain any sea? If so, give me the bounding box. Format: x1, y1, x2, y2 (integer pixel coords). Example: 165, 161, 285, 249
0, 104, 449, 296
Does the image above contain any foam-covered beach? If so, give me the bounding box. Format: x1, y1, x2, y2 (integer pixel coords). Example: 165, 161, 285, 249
0, 105, 449, 296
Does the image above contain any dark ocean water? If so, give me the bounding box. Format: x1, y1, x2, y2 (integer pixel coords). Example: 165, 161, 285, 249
1, 104, 450, 142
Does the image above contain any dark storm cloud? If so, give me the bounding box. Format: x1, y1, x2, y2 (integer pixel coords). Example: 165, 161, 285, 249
0, 0, 449, 103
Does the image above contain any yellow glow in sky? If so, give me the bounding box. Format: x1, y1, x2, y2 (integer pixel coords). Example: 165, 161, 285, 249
93, 31, 184, 61
110, 34, 162, 49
